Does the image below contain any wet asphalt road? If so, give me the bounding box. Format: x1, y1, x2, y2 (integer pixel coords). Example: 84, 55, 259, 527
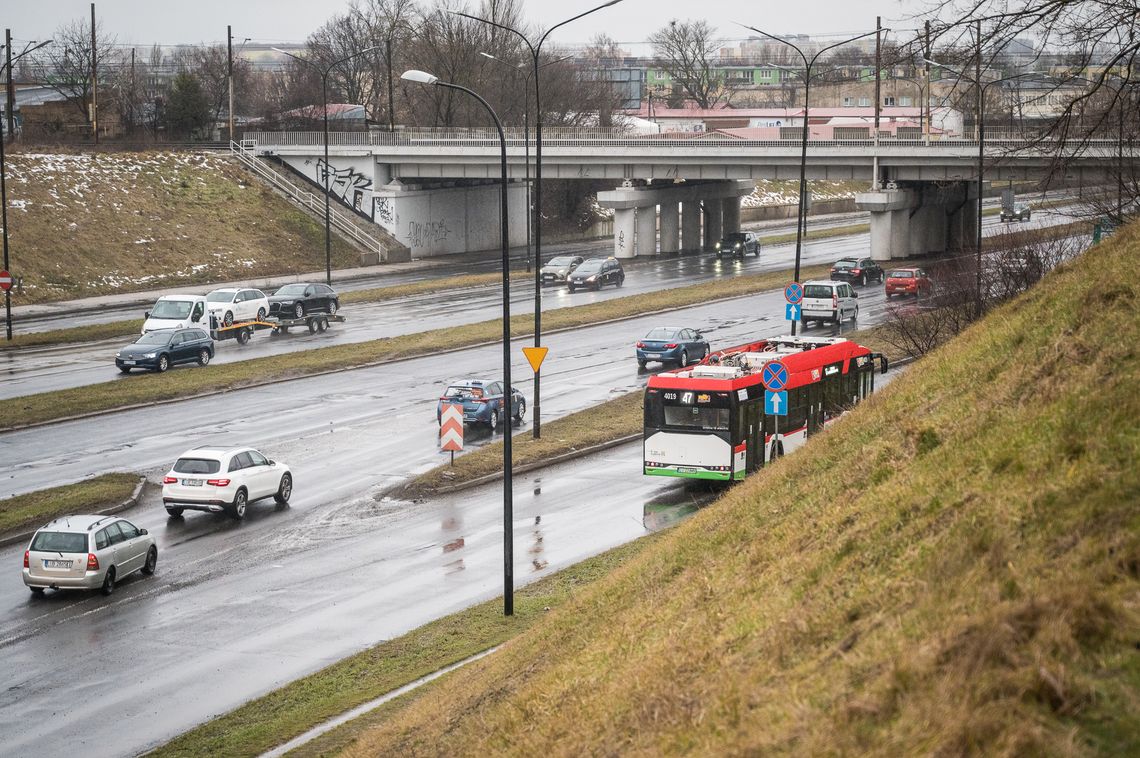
0, 204, 1076, 400
0, 280, 898, 757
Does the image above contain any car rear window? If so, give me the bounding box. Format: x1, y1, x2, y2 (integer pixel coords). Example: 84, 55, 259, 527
445, 385, 483, 398
889, 270, 914, 278
803, 284, 835, 298
173, 458, 221, 474
833, 259, 857, 269
31, 531, 88, 553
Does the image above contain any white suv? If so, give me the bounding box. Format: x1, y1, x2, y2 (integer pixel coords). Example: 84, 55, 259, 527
162, 446, 292, 519
205, 287, 270, 327
800, 279, 859, 328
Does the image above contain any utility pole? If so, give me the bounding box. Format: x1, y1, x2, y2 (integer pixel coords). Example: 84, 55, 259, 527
227, 25, 234, 143
90, 3, 98, 143
924, 20, 931, 144
130, 48, 135, 134
4, 30, 13, 142
874, 17, 881, 134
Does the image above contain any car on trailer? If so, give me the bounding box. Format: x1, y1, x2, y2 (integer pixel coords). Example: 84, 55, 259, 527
268, 283, 340, 319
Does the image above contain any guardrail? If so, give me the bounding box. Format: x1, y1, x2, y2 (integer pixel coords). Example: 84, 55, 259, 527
229, 140, 385, 256
243, 129, 1132, 152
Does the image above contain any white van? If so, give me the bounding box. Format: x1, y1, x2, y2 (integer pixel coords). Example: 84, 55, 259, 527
142, 295, 209, 334
799, 280, 859, 328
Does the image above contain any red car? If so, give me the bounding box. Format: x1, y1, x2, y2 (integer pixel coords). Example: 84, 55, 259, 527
885, 267, 933, 298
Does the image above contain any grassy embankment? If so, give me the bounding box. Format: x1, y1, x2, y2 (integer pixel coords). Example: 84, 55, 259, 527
154, 224, 1138, 757
0, 474, 140, 536
326, 225, 1136, 754
3, 151, 362, 305
2, 264, 831, 430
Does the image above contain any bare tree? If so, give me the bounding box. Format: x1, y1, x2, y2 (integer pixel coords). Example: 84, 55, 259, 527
33, 16, 119, 127
649, 19, 730, 109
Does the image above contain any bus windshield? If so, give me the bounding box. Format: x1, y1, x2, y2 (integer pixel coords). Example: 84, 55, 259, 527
663, 405, 729, 430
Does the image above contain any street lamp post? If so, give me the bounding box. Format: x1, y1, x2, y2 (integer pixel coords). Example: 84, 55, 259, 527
403, 68, 515, 616
480, 53, 575, 274
454, 0, 625, 440
737, 25, 879, 336
274, 46, 382, 286
926, 58, 1034, 316
1, 38, 52, 341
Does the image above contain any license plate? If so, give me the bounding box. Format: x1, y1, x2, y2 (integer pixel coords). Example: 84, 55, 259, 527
44, 559, 72, 569
122, 360, 135, 365
647, 353, 661, 358
182, 479, 203, 486
677, 466, 698, 473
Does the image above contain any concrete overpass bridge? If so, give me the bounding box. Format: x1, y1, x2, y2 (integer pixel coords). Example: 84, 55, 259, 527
244, 128, 1133, 260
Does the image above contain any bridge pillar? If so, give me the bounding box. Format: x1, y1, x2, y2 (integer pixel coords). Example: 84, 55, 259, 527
705, 200, 723, 248
681, 201, 701, 252
908, 203, 947, 256
946, 182, 979, 252
614, 208, 636, 259
636, 205, 658, 256
856, 188, 917, 261
660, 202, 680, 253
721, 197, 741, 235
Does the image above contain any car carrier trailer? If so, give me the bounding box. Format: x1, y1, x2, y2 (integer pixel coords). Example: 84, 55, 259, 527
210, 313, 346, 344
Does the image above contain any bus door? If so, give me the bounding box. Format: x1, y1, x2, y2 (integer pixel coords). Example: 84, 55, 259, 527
806, 381, 824, 436
744, 400, 762, 471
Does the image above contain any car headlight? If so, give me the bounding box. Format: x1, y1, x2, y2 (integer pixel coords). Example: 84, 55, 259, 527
715, 242, 721, 249
735, 243, 742, 249
142, 352, 157, 358
587, 275, 597, 281
558, 269, 567, 275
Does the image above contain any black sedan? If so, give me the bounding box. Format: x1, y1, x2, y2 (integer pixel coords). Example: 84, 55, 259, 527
567, 257, 625, 292
636, 327, 709, 368
830, 257, 885, 286
268, 283, 340, 319
116, 328, 214, 373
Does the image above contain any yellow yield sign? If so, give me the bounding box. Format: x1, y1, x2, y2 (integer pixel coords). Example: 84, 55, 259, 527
522, 346, 549, 372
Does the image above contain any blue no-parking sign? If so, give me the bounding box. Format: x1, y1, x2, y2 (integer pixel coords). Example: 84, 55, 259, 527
761, 360, 788, 391
784, 282, 803, 304
765, 390, 788, 416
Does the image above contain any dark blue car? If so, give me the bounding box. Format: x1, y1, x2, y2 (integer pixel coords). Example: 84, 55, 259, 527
115, 328, 214, 373
636, 327, 709, 369
437, 378, 526, 429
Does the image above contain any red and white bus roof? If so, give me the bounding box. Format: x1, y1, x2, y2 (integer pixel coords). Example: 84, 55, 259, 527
646, 336, 873, 392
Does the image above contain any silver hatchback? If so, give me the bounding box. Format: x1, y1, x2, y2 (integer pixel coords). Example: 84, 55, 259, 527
22, 515, 157, 596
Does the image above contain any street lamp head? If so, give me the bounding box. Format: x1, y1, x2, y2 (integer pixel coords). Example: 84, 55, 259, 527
401, 69, 439, 85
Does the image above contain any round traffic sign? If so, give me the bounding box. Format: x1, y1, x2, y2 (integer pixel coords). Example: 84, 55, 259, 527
784, 282, 803, 304
0, 270, 12, 292
761, 360, 789, 391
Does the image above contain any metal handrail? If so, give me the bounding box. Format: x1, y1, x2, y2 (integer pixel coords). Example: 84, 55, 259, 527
229, 141, 383, 253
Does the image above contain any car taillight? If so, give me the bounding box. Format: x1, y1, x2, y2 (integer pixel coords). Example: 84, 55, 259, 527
851, 268, 861, 275
636, 341, 645, 348
207, 478, 231, 487
664, 343, 678, 349
87, 553, 99, 571
24, 550, 29, 568
163, 476, 178, 484
832, 294, 839, 308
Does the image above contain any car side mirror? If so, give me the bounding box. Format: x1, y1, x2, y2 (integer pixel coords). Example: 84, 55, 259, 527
144, 311, 151, 320
139, 528, 148, 536
852, 292, 859, 298
267, 460, 274, 466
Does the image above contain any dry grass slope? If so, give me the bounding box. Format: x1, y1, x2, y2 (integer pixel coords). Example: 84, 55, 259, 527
340, 226, 1140, 756
4, 151, 359, 303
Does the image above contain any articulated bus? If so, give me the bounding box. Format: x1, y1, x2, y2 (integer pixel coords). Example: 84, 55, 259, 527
643, 336, 888, 481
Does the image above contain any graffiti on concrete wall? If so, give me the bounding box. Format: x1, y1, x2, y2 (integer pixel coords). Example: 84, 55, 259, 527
312, 159, 372, 206
617, 229, 626, 253
407, 218, 452, 248
374, 197, 395, 227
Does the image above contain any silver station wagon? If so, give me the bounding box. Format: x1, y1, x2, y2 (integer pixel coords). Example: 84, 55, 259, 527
22, 515, 157, 596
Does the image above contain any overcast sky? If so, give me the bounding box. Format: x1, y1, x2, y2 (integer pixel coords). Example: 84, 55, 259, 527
3, 0, 934, 51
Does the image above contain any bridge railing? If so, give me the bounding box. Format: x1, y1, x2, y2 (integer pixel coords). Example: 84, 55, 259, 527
243, 128, 1128, 153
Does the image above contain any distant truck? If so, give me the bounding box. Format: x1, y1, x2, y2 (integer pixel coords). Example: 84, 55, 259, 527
142, 295, 209, 334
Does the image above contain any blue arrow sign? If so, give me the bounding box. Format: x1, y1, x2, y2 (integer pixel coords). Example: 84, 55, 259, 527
784, 282, 803, 304
785, 303, 799, 321
761, 360, 789, 391
765, 390, 788, 416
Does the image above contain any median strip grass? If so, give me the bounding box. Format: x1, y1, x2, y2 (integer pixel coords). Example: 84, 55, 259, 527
1, 264, 831, 431
1, 319, 145, 349
146, 536, 658, 758
0, 473, 140, 536
401, 326, 902, 500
